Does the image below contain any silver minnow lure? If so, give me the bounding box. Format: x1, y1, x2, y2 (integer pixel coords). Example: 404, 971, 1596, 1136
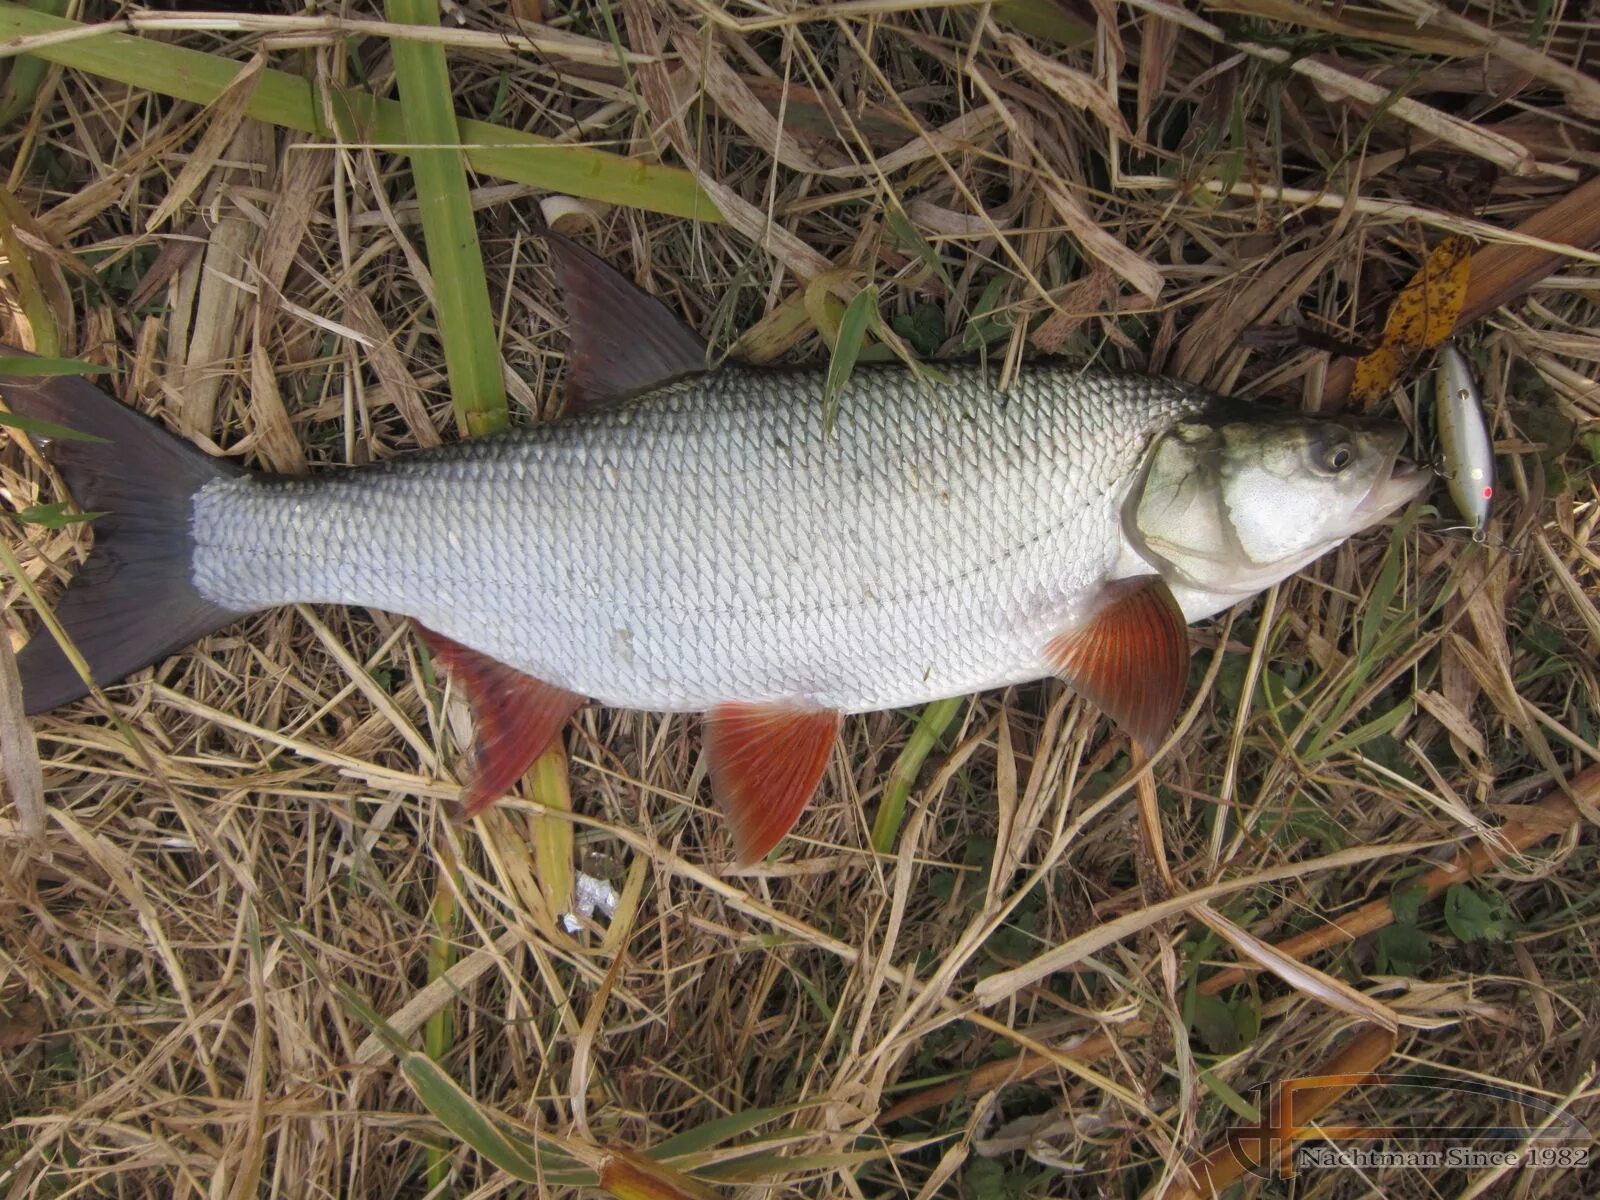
0, 233, 1430, 861
1436, 341, 1494, 540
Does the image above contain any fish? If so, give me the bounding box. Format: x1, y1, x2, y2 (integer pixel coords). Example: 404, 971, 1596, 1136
1435, 341, 1494, 541
0, 233, 1430, 861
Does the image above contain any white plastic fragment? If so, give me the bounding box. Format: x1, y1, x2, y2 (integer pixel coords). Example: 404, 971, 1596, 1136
561, 871, 620, 933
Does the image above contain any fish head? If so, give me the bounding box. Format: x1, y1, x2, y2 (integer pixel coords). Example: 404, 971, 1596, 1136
1126, 415, 1430, 602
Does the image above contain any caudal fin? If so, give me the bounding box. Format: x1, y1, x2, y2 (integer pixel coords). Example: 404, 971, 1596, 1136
1, 353, 250, 714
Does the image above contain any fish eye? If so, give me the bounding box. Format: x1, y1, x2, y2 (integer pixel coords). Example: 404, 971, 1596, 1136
1320, 441, 1355, 474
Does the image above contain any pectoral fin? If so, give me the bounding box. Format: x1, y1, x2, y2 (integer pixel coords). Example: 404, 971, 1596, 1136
705, 703, 841, 863
541, 230, 708, 412
1045, 576, 1190, 753
415, 624, 585, 818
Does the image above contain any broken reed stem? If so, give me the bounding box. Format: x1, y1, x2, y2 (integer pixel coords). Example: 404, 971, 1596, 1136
532, 744, 575, 916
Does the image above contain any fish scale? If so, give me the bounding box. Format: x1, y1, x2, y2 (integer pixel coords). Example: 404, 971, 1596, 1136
189, 363, 1205, 713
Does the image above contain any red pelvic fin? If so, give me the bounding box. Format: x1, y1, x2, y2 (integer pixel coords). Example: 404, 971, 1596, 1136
415, 624, 584, 818
1045, 576, 1190, 753
704, 703, 841, 863
540, 230, 708, 412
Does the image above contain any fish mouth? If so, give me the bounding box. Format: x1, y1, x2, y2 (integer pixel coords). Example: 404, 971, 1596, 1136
1355, 441, 1432, 523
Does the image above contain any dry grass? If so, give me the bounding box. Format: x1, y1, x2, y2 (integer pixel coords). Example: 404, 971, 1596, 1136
1, 0, 1598, 1196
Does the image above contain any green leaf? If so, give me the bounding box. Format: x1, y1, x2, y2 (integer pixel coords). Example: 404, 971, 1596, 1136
1305, 698, 1415, 763
1189, 993, 1242, 1054
822, 284, 877, 433
0, 355, 108, 377
698, 1146, 895, 1181
961, 275, 1012, 351
1270, 804, 1346, 853
1374, 923, 1430, 976
983, 911, 1038, 964
1198, 1066, 1261, 1122
646, 1102, 811, 1163
891, 302, 945, 358
400, 1054, 585, 1183
871, 695, 964, 853
1443, 884, 1514, 944
11, 501, 101, 528
1356, 505, 1422, 662
885, 206, 952, 291
422, 873, 461, 1190
1389, 883, 1428, 926
1231, 996, 1261, 1047
993, 0, 1095, 47
963, 1157, 1007, 1200
0, 0, 64, 128
0, 408, 109, 443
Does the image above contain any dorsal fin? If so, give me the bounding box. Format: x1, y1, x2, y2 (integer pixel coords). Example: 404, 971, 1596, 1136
415, 624, 585, 818
1045, 576, 1190, 753
541, 230, 708, 413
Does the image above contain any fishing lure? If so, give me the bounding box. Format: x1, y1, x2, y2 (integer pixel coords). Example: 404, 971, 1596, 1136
1435, 341, 1494, 542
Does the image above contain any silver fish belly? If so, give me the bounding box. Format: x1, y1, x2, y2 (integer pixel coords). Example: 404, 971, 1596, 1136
189, 364, 1203, 713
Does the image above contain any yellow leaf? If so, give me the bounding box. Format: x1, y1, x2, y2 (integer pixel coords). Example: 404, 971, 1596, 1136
1350, 235, 1472, 405
599, 1148, 720, 1200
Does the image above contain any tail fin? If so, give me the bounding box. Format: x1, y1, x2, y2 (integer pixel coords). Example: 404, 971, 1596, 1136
1, 352, 250, 714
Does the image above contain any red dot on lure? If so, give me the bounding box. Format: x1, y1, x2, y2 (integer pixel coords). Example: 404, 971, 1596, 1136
1482, 486, 1493, 499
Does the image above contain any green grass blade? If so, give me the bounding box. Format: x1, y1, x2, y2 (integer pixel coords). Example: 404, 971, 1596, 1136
271, 909, 595, 1188
385, 0, 505, 437
870, 696, 964, 854
422, 875, 460, 1190
885, 204, 952, 291
1197, 1066, 1261, 1122
645, 1101, 812, 1163
0, 408, 109, 443
0, 0, 64, 127
822, 284, 877, 433
697, 1146, 895, 1180
12, 501, 102, 527
993, 0, 1094, 47
0, 1, 718, 221
1305, 698, 1415, 764
0, 186, 57, 355
399, 1054, 550, 1183
0, 354, 108, 377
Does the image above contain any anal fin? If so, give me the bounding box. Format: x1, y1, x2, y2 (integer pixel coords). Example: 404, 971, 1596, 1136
1045, 576, 1190, 753
705, 702, 841, 863
415, 624, 584, 818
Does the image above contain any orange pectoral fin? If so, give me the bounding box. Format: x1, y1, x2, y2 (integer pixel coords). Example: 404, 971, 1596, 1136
705, 703, 841, 863
415, 624, 585, 818
1045, 576, 1190, 753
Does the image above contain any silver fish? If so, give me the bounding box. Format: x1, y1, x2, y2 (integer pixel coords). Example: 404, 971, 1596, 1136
1, 234, 1428, 859
1436, 341, 1494, 540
